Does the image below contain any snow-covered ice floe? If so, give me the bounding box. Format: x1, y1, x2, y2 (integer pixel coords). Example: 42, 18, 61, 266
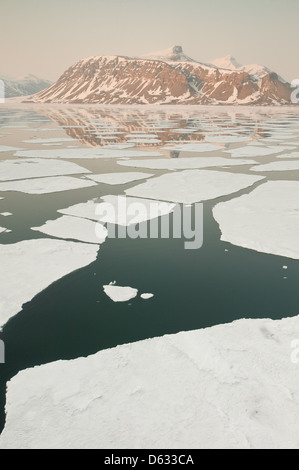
125, 170, 264, 204
32, 216, 108, 244
162, 143, 223, 153
59, 195, 177, 226
213, 181, 299, 259
85, 172, 153, 185
22, 138, 77, 144
140, 293, 154, 300
0, 159, 90, 181
0, 176, 97, 194
103, 282, 138, 302
205, 135, 250, 144
14, 148, 163, 159
117, 157, 257, 170
251, 160, 299, 172
0, 145, 22, 153
0, 212, 12, 217
0, 239, 98, 329
0, 226, 7, 234
1, 315, 299, 448
224, 146, 296, 158
277, 152, 299, 159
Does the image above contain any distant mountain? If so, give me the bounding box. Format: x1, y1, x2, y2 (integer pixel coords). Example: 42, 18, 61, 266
0, 74, 51, 98
27, 46, 292, 105
210, 55, 273, 79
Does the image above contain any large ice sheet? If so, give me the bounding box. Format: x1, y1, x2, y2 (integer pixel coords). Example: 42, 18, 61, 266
59, 195, 177, 226
125, 170, 264, 204
213, 181, 299, 259
0, 239, 98, 328
0, 176, 97, 194
14, 148, 163, 159
117, 157, 257, 170
1, 314, 299, 448
0, 159, 90, 181
32, 215, 107, 244
85, 172, 153, 185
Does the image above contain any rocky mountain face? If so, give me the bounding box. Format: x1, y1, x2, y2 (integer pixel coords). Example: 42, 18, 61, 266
27, 46, 292, 105
1, 75, 51, 98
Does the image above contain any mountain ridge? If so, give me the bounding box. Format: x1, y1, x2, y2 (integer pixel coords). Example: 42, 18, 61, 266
26, 46, 293, 105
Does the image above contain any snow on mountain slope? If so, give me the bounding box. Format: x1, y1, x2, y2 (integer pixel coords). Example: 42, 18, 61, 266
27, 46, 292, 105
210, 55, 271, 78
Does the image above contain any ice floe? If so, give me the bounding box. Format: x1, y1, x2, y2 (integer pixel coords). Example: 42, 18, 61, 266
0, 212, 12, 217
251, 160, 299, 172
0, 145, 22, 152
140, 293, 154, 300
85, 172, 153, 185
0, 239, 99, 329
277, 152, 299, 159
162, 143, 223, 153
0, 159, 90, 181
0, 176, 97, 194
59, 195, 177, 226
1, 314, 299, 448
32, 215, 107, 244
14, 148, 163, 159
205, 135, 249, 144
117, 157, 257, 170
103, 283, 138, 302
22, 138, 77, 144
125, 170, 264, 204
224, 146, 296, 158
213, 181, 299, 259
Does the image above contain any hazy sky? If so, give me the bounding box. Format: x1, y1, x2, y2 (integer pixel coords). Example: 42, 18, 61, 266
1, 0, 298, 82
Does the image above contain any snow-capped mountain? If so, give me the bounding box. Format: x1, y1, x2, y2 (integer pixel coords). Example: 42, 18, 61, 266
210, 55, 271, 78
27, 46, 292, 105
0, 74, 51, 98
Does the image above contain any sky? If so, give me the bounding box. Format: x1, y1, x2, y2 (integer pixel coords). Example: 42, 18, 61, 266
0, 0, 298, 82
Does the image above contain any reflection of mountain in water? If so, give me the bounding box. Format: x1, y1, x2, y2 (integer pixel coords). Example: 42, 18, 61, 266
36, 106, 294, 149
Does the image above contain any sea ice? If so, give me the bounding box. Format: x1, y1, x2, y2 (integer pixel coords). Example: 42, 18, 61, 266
14, 148, 163, 159
140, 293, 154, 300
32, 216, 107, 244
0, 159, 91, 181
1, 315, 299, 448
125, 170, 264, 204
213, 181, 299, 259
59, 195, 177, 226
85, 172, 153, 185
162, 143, 223, 153
103, 283, 138, 302
0, 176, 97, 194
251, 160, 299, 172
0, 239, 98, 329
224, 146, 296, 158
117, 157, 257, 170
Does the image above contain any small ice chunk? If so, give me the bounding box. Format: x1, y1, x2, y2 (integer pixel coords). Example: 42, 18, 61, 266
103, 283, 138, 302
141, 293, 154, 300
0, 212, 12, 217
